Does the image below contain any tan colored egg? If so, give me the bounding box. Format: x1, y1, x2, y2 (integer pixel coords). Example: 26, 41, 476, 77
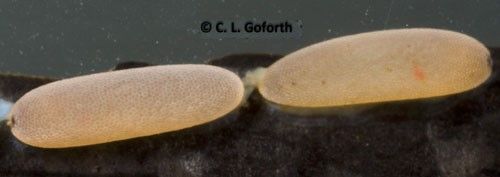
8, 64, 244, 148
259, 28, 492, 107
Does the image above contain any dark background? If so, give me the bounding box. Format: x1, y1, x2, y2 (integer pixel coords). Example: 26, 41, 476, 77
0, 0, 499, 77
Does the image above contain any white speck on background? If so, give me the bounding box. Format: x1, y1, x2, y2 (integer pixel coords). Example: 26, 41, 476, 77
0, 99, 13, 120
180, 152, 208, 177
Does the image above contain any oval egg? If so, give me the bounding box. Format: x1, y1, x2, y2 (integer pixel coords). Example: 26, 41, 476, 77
259, 28, 492, 107
9, 64, 244, 148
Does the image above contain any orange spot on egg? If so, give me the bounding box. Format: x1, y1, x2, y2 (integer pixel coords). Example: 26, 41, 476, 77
413, 64, 425, 81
